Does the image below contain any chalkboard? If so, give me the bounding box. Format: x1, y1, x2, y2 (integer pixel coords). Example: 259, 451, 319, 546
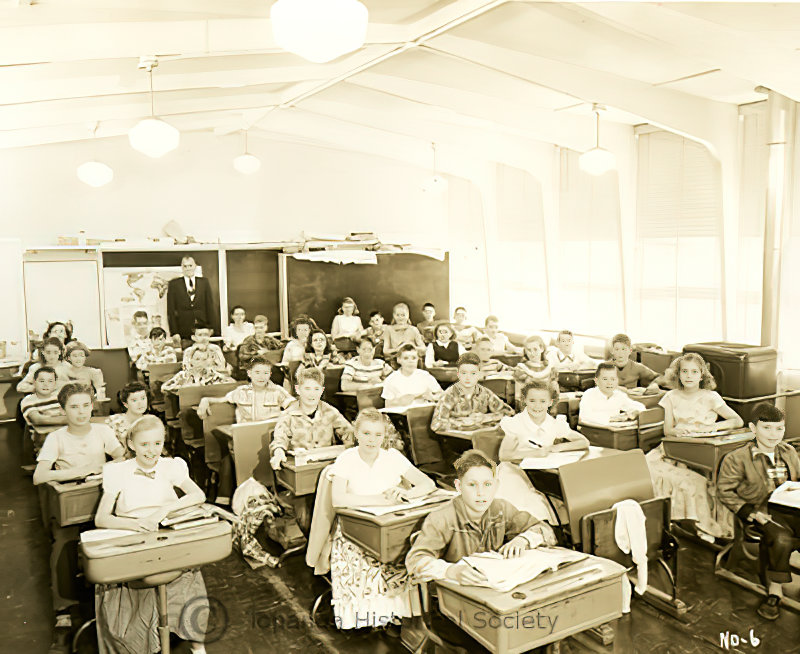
225, 250, 280, 329
284, 253, 449, 332
102, 251, 221, 334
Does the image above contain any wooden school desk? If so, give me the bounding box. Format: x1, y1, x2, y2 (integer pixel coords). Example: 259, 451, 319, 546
557, 370, 596, 392
554, 392, 581, 429
276, 455, 341, 496
481, 373, 515, 405
624, 388, 665, 409
428, 366, 458, 387
578, 407, 664, 452
336, 385, 384, 420
492, 353, 522, 368
661, 429, 753, 485
0, 360, 23, 421
437, 426, 505, 462
337, 497, 452, 564
435, 554, 627, 654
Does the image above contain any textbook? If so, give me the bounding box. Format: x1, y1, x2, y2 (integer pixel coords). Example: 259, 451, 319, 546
769, 481, 800, 509
352, 489, 458, 516
462, 547, 589, 592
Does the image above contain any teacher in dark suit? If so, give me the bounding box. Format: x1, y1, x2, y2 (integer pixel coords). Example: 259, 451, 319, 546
167, 256, 215, 341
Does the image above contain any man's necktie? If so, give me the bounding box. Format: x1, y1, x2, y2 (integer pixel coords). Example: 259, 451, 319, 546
134, 468, 156, 479
188, 278, 195, 303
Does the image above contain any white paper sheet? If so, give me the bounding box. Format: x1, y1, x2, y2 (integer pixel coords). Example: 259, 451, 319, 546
350, 489, 457, 516
520, 451, 588, 470
80, 528, 138, 543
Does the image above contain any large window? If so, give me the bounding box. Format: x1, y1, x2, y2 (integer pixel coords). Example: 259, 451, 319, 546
634, 129, 724, 349
554, 148, 624, 335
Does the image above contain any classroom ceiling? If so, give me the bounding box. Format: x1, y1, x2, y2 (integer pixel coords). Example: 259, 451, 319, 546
0, 1, 798, 155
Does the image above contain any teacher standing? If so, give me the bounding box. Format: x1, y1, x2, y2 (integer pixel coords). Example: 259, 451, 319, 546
167, 256, 215, 342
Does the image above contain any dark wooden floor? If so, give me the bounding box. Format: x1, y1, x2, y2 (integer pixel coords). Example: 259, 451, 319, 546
2, 422, 798, 654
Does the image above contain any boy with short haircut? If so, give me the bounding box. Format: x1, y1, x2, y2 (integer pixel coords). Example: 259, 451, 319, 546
473, 336, 511, 376
269, 367, 354, 470
134, 327, 178, 371
406, 450, 556, 648
197, 355, 293, 423
381, 343, 442, 408
340, 338, 392, 391
483, 315, 521, 354
417, 302, 438, 344
608, 333, 661, 392
162, 348, 234, 391
238, 314, 282, 366
717, 403, 800, 620
126, 310, 151, 363
181, 321, 228, 373
578, 362, 646, 425
546, 329, 600, 372
21, 367, 67, 446
430, 353, 514, 432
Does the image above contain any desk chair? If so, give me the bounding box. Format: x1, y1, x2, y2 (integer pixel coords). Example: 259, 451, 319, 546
559, 450, 686, 620
715, 515, 800, 613
147, 362, 181, 415
322, 365, 345, 405
232, 419, 308, 565
383, 404, 455, 488
201, 402, 236, 501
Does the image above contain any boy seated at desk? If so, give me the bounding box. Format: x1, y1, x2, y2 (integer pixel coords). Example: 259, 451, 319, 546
340, 338, 392, 391
134, 326, 178, 373
424, 322, 464, 369
20, 366, 67, 450
405, 450, 556, 650
269, 367, 355, 471
546, 330, 600, 372
32, 382, 125, 638
578, 362, 646, 425
238, 314, 282, 365
126, 310, 151, 364
473, 337, 510, 377
269, 367, 355, 531
381, 344, 442, 408
94, 415, 209, 653
63, 341, 106, 399
161, 347, 234, 392
717, 403, 800, 620
430, 353, 514, 433
329, 408, 436, 630
182, 322, 228, 373
197, 354, 293, 423
280, 318, 313, 367
16, 336, 69, 393
608, 333, 661, 392
496, 380, 589, 523
361, 310, 387, 355
482, 315, 521, 355
417, 302, 438, 344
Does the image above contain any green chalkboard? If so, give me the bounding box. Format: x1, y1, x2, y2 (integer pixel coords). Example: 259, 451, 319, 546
285, 253, 449, 331
226, 249, 280, 328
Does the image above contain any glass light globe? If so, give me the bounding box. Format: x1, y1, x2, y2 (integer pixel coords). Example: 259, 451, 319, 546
128, 118, 180, 158
578, 147, 616, 176
76, 161, 114, 187
233, 153, 262, 175
422, 174, 448, 194
271, 0, 368, 64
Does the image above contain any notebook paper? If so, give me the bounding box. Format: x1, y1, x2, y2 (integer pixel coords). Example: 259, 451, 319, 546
520, 450, 587, 470
770, 481, 800, 509
351, 489, 457, 516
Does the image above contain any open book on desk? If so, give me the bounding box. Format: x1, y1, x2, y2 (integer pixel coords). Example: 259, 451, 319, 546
770, 481, 800, 509
350, 489, 458, 517
462, 547, 589, 593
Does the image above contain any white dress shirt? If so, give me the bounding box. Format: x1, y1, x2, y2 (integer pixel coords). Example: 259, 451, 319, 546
578, 387, 646, 425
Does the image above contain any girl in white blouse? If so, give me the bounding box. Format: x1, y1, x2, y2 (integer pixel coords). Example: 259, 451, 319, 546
329, 409, 435, 630
222, 305, 255, 350
495, 380, 588, 523
94, 416, 209, 654
330, 297, 364, 343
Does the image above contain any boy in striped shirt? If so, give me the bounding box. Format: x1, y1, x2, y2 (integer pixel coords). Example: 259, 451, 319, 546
20, 366, 67, 451
340, 339, 392, 391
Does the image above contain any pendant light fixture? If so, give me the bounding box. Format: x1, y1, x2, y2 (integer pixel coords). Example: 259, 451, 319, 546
128, 56, 180, 158
270, 0, 369, 64
422, 142, 448, 194
233, 131, 261, 175
77, 122, 114, 187
579, 104, 616, 176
